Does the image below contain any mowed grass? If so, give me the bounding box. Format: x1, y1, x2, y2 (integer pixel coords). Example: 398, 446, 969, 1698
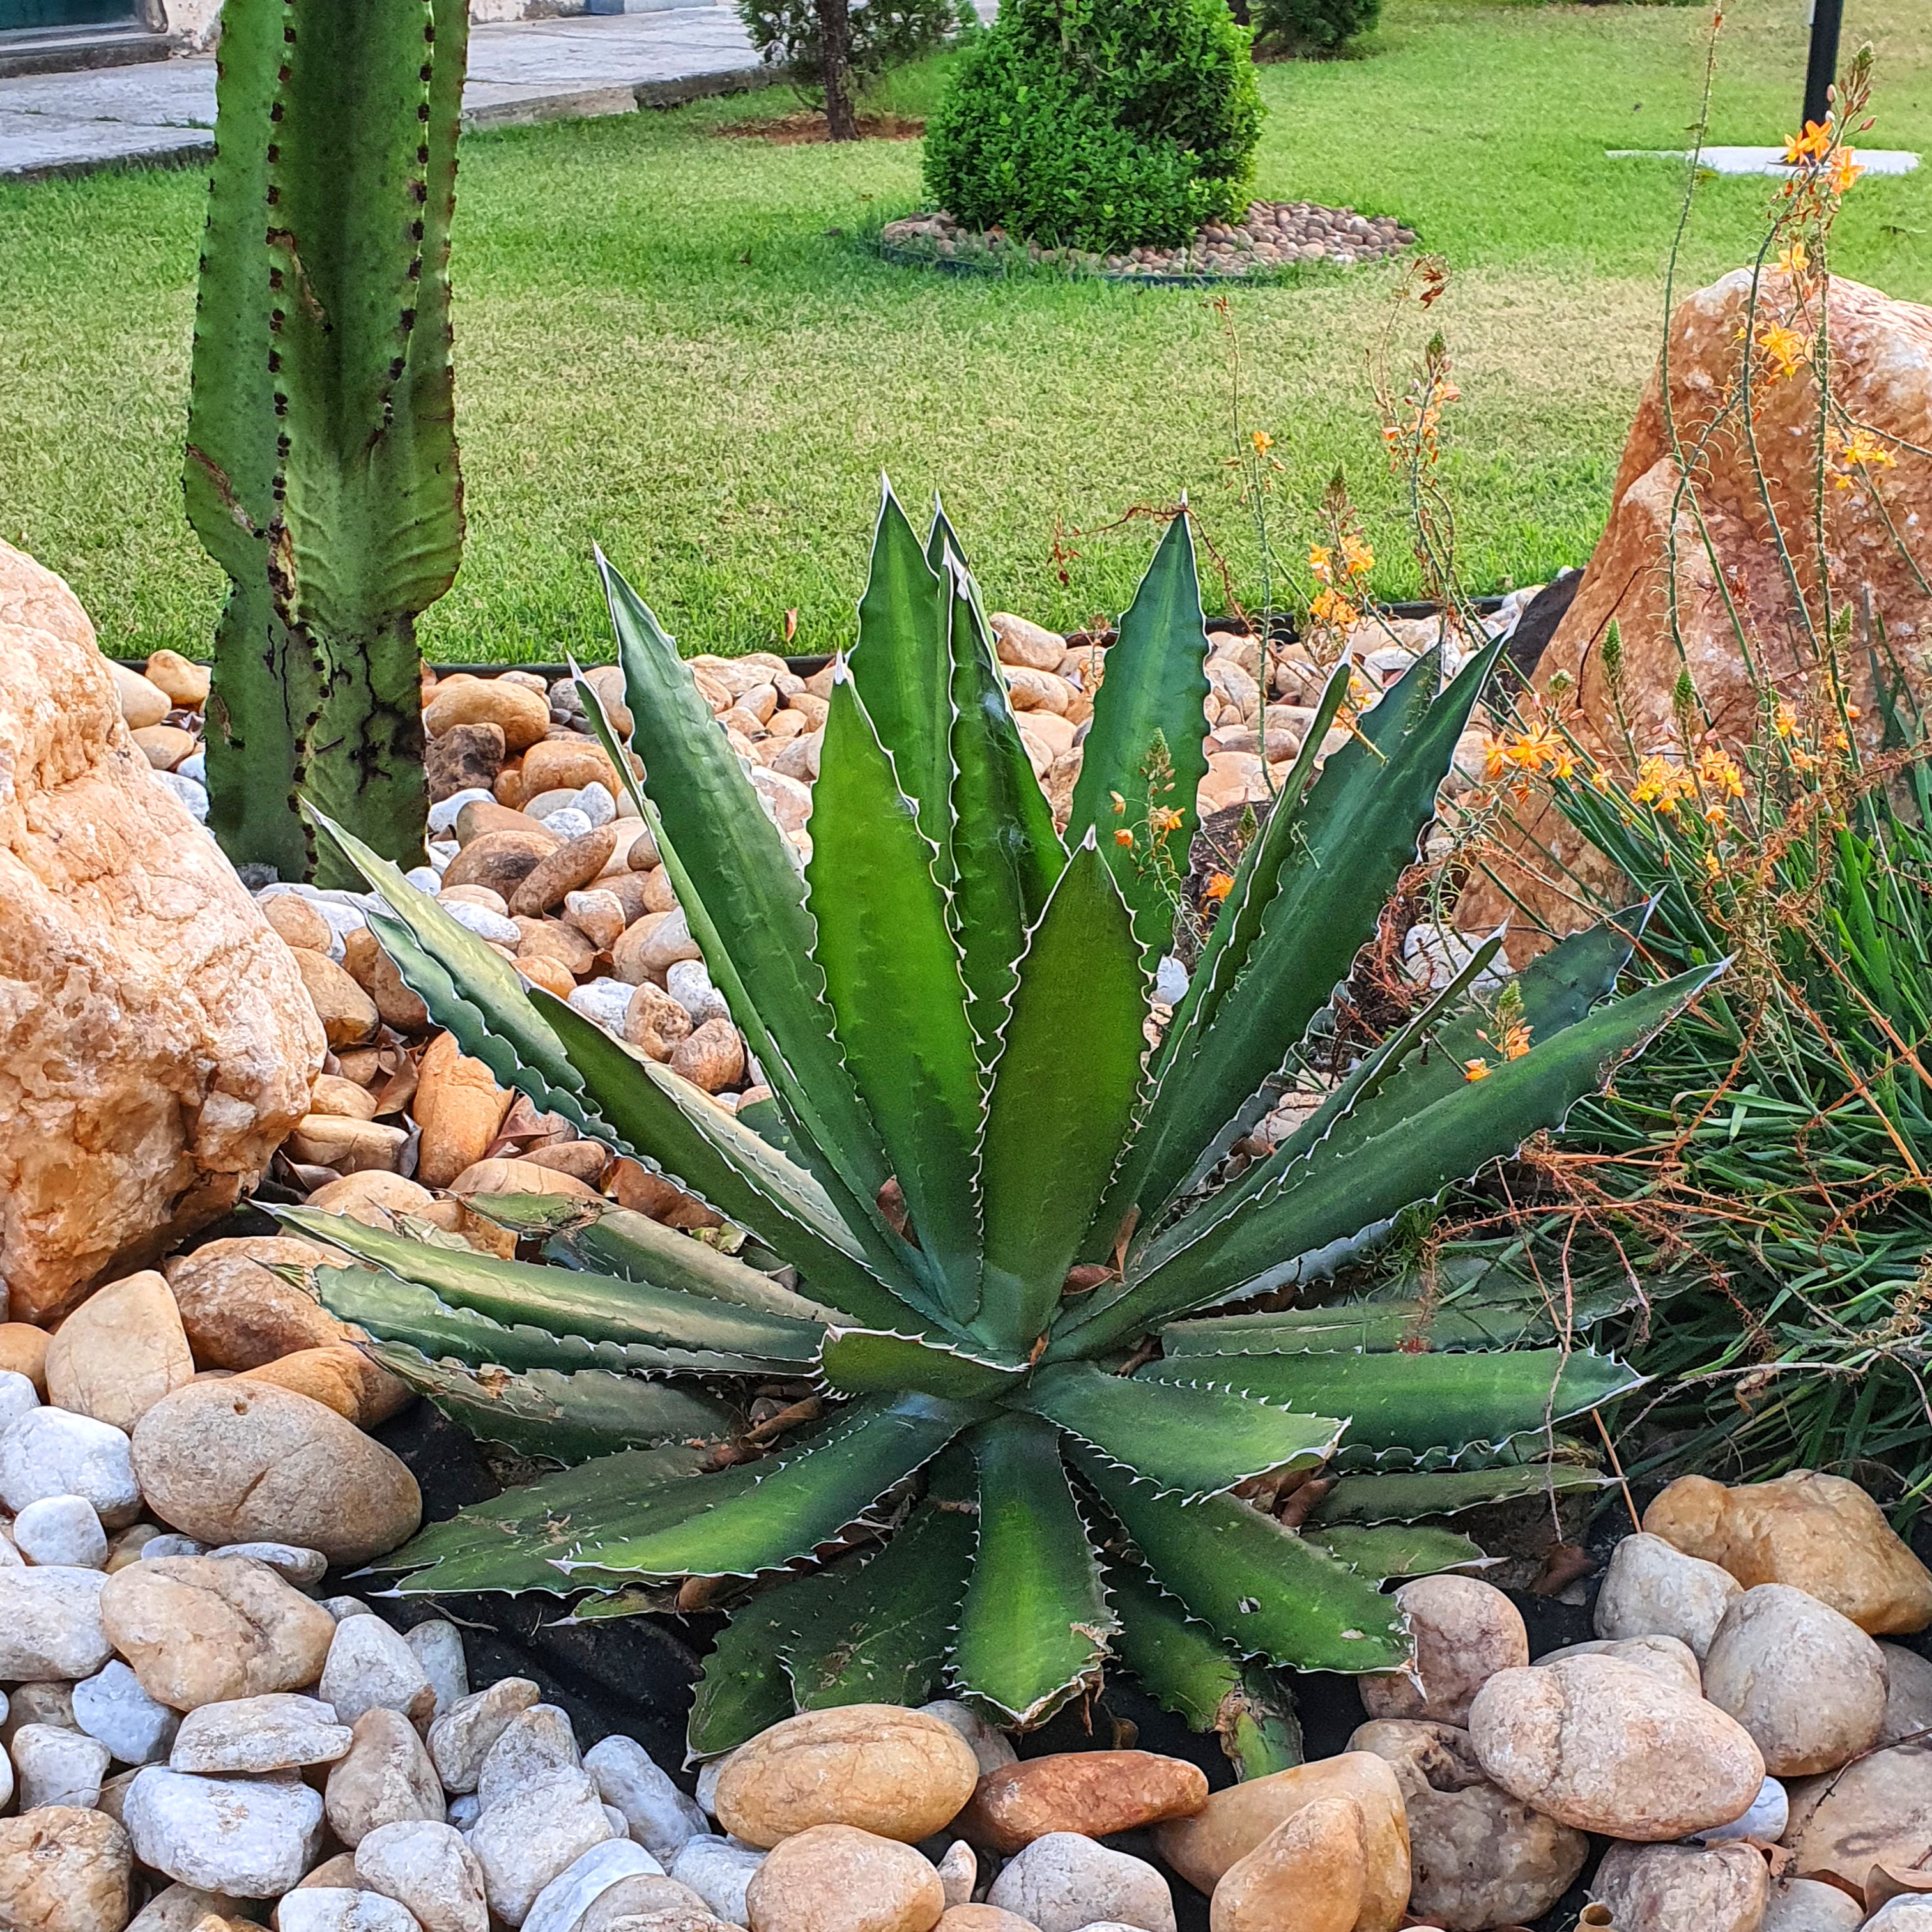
3, 0, 1929, 661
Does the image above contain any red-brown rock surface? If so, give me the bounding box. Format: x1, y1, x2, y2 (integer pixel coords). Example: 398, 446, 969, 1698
1461, 269, 1932, 949
0, 542, 323, 1320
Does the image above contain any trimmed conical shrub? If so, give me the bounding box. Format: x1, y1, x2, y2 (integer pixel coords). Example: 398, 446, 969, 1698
923, 0, 1263, 252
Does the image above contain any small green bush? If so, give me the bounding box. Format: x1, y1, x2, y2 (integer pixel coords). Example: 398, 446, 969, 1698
737, 0, 969, 107
1252, 0, 1379, 55
923, 0, 1264, 252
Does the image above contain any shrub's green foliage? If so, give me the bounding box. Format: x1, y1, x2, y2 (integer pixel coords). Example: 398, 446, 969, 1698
187, 0, 466, 882
737, 0, 970, 107
1252, 0, 1379, 56
923, 0, 1264, 251
300, 485, 1715, 1764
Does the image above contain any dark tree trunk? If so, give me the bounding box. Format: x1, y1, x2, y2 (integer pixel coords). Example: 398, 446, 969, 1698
813, 0, 859, 141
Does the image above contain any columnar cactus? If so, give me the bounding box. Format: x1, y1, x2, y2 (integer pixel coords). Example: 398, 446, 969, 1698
185, 0, 468, 882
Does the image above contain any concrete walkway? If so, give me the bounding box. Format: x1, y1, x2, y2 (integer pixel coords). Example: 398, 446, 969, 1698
0, 6, 766, 182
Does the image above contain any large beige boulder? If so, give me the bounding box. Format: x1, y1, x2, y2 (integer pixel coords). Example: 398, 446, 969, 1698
1460, 271, 1932, 951
0, 542, 323, 1322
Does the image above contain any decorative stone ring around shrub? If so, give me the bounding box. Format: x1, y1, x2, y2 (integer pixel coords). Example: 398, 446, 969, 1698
880, 202, 1416, 282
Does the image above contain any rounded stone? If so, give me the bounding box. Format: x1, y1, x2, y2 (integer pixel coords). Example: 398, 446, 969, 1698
73, 1660, 181, 1765
355, 1821, 491, 1932
100, 1555, 337, 1710
1360, 1575, 1529, 1726
916, 1702, 1016, 1777
477, 1704, 581, 1812
523, 1840, 665, 1932
714, 1705, 981, 1848
168, 1693, 352, 1774
1782, 1739, 1932, 1896
0, 1565, 113, 1679
743, 1825, 942, 1932
13, 1492, 108, 1567
325, 1708, 448, 1848
427, 1677, 543, 1794
123, 1767, 326, 1896
1591, 1839, 1769, 1932
1593, 1531, 1743, 1659
0, 1807, 132, 1932
321, 1614, 438, 1727
955, 1751, 1208, 1853
131, 1380, 420, 1565
275, 1891, 423, 1932
986, 1834, 1174, 1932
1208, 1795, 1366, 1932
669, 1839, 764, 1926
1535, 1634, 1702, 1697
162, 1238, 348, 1369
583, 1735, 706, 1864
467, 1767, 617, 1926
1468, 1653, 1765, 1839
1701, 1583, 1887, 1775
14, 1722, 112, 1808
44, 1270, 195, 1432
0, 1407, 142, 1527
1761, 1876, 1867, 1930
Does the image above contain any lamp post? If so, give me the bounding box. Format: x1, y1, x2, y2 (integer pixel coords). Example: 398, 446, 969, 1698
1802, 0, 1844, 134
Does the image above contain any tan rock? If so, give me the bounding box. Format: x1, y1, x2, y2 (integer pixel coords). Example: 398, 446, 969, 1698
294, 950, 382, 1051
521, 1140, 610, 1185
640, 866, 679, 916
326, 1708, 447, 1847
131, 724, 197, 770
613, 910, 702, 983
1761, 1878, 1866, 1930
511, 828, 619, 918
295, 1857, 365, 1892
1592, 1839, 1769, 1932
262, 895, 335, 953
520, 739, 620, 798
303, 1172, 436, 1225
424, 676, 550, 753
624, 984, 692, 1059
1360, 1575, 1528, 1727
130, 1379, 421, 1565
1468, 1654, 1765, 1839
163, 1237, 347, 1368
1593, 1529, 1744, 1659
413, 1034, 513, 1189
1349, 1718, 1589, 1928
744, 1825, 943, 1932
1701, 1583, 1888, 1776
287, 1114, 409, 1174
1644, 1472, 1932, 1636
1209, 1795, 1366, 1932
990, 613, 1066, 673
99, 1554, 335, 1710
564, 889, 628, 951
0, 546, 323, 1322
144, 650, 211, 708
426, 1677, 542, 1793
0, 1806, 132, 1932
309, 1074, 381, 1122
238, 1344, 411, 1427
670, 1019, 744, 1095
45, 1269, 194, 1430
109, 661, 171, 729
1883, 1643, 1932, 1746
935, 1912, 1031, 1932
442, 829, 558, 899
0, 1320, 51, 1392
342, 929, 432, 1034
448, 1156, 601, 1202
715, 1705, 981, 1848
1784, 1740, 1932, 1895
956, 1752, 1207, 1853
1462, 272, 1932, 949
1536, 1635, 1702, 1697
1154, 1754, 1409, 1927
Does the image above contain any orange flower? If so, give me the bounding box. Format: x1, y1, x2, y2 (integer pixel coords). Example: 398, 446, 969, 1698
1463, 1058, 1491, 1082
1773, 702, 1798, 739
1308, 544, 1333, 583
1499, 1021, 1532, 1062
1340, 535, 1374, 579
1755, 323, 1807, 381
1833, 429, 1896, 487
1783, 120, 1832, 165
1828, 146, 1864, 194
1697, 746, 1745, 799
1114, 828, 1135, 847
1590, 767, 1614, 793
1205, 871, 1235, 903
1482, 735, 1509, 781
1777, 240, 1811, 277
1310, 588, 1360, 631
1250, 429, 1275, 457
1632, 755, 1696, 814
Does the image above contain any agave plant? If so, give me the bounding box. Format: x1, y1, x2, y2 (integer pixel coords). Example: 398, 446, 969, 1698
293, 489, 1717, 1766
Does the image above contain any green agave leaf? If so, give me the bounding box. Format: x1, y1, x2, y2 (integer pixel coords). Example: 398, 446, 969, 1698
311, 1263, 774, 1378
368, 1344, 740, 1464
550, 1206, 841, 1326
280, 1209, 823, 1365
926, 493, 967, 572
1066, 510, 1211, 959
558, 1393, 977, 1581
853, 480, 953, 866
785, 1497, 979, 1710
688, 1575, 811, 1755
975, 839, 1147, 1353
942, 555, 1065, 1043
1164, 1294, 1628, 1358
532, 992, 933, 1337
1107, 1565, 1303, 1779
596, 558, 895, 1221
383, 1443, 722, 1595
1075, 1444, 1409, 1674
1308, 1462, 1612, 1525
459, 1193, 599, 1241
1123, 643, 1500, 1229
1301, 1523, 1491, 1580
818, 1330, 1025, 1402
1137, 1349, 1643, 1457
808, 675, 985, 1322
1023, 1363, 1340, 1503
954, 1413, 1114, 1726
1084, 960, 1727, 1346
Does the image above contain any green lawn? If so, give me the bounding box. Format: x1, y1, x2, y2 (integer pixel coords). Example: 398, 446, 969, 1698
3, 0, 1929, 661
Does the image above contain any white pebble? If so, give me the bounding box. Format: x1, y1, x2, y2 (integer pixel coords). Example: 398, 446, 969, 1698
0, 1369, 41, 1430
664, 961, 729, 1029
178, 749, 206, 783
522, 1838, 661, 1932
12, 1493, 107, 1568
477, 1705, 580, 1813
671, 1838, 763, 1924
405, 1621, 469, 1719
323, 1595, 378, 1621
277, 1889, 422, 1932
583, 1735, 705, 1862
74, 1661, 180, 1767
0, 1408, 142, 1527
447, 1793, 482, 1830
428, 842, 457, 873
151, 769, 208, 820
125, 1766, 327, 1894
141, 1534, 207, 1560
438, 898, 522, 945
320, 1613, 435, 1725
565, 978, 633, 1032
429, 788, 493, 834
542, 808, 594, 842
13, 1721, 112, 1809
1153, 954, 1189, 1006
208, 1540, 329, 1584
693, 1758, 729, 1819
406, 866, 443, 893
1689, 1772, 1788, 1844
571, 783, 616, 829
